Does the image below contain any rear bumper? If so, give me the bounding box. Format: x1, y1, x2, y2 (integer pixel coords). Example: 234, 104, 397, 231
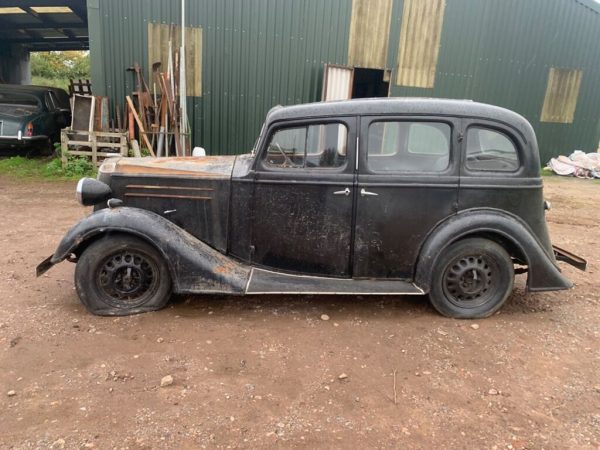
0, 135, 48, 147
553, 245, 587, 271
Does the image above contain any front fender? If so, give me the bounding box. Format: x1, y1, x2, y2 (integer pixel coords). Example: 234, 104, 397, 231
38, 207, 251, 295
414, 209, 572, 293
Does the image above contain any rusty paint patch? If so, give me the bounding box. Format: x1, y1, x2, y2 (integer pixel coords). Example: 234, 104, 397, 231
115, 156, 235, 178
213, 260, 237, 275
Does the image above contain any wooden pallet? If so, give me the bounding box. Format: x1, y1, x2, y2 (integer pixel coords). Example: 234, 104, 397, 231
61, 128, 128, 167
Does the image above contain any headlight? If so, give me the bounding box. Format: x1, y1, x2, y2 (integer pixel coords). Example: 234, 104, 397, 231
76, 178, 112, 206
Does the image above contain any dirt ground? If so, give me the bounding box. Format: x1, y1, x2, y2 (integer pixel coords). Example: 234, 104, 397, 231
0, 175, 598, 449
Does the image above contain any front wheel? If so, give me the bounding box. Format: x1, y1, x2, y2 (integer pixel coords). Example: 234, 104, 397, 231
74, 234, 172, 316
428, 238, 514, 319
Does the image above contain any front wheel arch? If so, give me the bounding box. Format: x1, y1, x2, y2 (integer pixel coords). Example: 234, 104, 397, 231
70, 229, 178, 285
74, 233, 172, 315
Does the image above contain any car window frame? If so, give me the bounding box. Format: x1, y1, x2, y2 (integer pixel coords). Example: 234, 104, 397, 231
360, 116, 456, 175
257, 118, 353, 173
462, 121, 523, 175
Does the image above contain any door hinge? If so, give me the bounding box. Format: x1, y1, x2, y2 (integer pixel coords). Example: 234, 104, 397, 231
457, 132, 464, 143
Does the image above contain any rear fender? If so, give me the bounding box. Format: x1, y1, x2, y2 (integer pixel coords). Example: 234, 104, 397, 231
39, 207, 250, 294
415, 209, 572, 293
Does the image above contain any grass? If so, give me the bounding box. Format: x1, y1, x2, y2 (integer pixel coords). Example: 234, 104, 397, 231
0, 155, 96, 181
31, 76, 70, 91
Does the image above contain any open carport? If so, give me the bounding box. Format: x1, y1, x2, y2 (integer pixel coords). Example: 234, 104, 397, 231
0, 0, 88, 84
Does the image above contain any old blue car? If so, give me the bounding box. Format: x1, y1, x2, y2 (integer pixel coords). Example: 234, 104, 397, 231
0, 84, 71, 154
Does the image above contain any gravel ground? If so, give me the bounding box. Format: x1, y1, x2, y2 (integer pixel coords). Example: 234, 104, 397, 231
0, 175, 598, 449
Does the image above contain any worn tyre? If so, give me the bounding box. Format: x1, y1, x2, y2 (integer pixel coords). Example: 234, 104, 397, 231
74, 234, 172, 316
428, 238, 514, 319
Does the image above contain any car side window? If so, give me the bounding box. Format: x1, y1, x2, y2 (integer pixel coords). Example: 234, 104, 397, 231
367, 121, 450, 172
45, 93, 57, 111
263, 123, 348, 169
465, 127, 519, 171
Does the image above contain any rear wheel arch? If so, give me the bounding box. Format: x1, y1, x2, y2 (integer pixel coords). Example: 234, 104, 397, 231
414, 211, 533, 291
448, 231, 527, 265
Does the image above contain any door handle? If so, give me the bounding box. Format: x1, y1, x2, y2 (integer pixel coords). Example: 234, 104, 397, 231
333, 187, 351, 196
360, 188, 378, 197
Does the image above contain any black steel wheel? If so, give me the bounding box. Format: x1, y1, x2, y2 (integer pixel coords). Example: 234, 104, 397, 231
429, 238, 514, 319
75, 234, 171, 316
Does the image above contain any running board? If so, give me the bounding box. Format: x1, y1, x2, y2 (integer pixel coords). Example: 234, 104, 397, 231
246, 268, 425, 295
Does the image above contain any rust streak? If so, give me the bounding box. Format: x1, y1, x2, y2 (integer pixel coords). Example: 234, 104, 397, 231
126, 184, 214, 191
124, 193, 212, 200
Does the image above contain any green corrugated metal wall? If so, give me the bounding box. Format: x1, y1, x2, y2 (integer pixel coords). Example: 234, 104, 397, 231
88, 0, 600, 163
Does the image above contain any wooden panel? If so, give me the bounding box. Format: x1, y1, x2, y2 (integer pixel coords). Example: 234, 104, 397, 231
540, 68, 583, 124
348, 0, 393, 69
396, 0, 446, 88
148, 22, 202, 97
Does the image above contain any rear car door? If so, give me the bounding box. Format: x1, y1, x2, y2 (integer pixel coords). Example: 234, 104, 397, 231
250, 117, 357, 277
353, 116, 461, 279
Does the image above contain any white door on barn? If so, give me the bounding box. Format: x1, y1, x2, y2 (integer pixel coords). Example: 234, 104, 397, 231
321, 64, 354, 101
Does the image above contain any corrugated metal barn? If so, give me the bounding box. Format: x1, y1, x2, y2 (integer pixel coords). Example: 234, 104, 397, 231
88, 0, 600, 162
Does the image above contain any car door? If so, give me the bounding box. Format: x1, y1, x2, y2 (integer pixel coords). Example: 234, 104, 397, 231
250, 117, 357, 277
353, 115, 461, 279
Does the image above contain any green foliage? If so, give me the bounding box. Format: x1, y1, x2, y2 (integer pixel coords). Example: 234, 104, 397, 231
0, 155, 96, 181
30, 51, 90, 89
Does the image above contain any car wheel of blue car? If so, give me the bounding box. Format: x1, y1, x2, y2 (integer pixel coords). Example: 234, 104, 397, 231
429, 238, 514, 319
74, 234, 172, 316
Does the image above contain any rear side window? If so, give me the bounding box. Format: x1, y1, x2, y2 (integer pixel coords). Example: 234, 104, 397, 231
263, 123, 347, 169
465, 127, 519, 171
367, 121, 451, 172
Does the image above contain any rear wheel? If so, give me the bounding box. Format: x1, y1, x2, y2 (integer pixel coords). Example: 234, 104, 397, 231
74, 234, 172, 316
428, 238, 514, 319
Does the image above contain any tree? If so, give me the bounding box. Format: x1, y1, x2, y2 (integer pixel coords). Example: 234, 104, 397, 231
31, 51, 90, 80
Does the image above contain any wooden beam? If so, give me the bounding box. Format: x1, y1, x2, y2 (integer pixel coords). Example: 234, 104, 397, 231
126, 96, 155, 157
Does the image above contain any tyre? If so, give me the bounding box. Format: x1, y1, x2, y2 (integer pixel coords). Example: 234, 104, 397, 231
74, 234, 172, 316
428, 238, 514, 319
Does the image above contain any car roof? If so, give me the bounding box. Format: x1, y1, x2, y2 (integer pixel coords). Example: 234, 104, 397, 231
0, 84, 71, 108
0, 84, 68, 97
267, 97, 532, 135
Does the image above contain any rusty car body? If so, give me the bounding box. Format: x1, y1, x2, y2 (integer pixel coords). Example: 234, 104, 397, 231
37, 98, 586, 318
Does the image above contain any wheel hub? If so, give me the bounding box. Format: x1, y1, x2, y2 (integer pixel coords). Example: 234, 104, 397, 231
443, 256, 493, 305
97, 251, 156, 306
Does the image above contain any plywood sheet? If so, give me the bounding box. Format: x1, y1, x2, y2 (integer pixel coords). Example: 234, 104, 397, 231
540, 68, 582, 124
348, 0, 393, 69
396, 0, 446, 88
148, 22, 203, 97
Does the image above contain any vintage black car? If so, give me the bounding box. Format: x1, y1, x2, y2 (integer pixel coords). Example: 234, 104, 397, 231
0, 84, 71, 153
37, 98, 586, 318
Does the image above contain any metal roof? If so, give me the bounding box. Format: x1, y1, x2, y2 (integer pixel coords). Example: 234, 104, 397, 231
0, 0, 88, 51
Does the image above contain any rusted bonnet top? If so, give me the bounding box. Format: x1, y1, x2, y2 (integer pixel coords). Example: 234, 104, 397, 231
112, 155, 236, 178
